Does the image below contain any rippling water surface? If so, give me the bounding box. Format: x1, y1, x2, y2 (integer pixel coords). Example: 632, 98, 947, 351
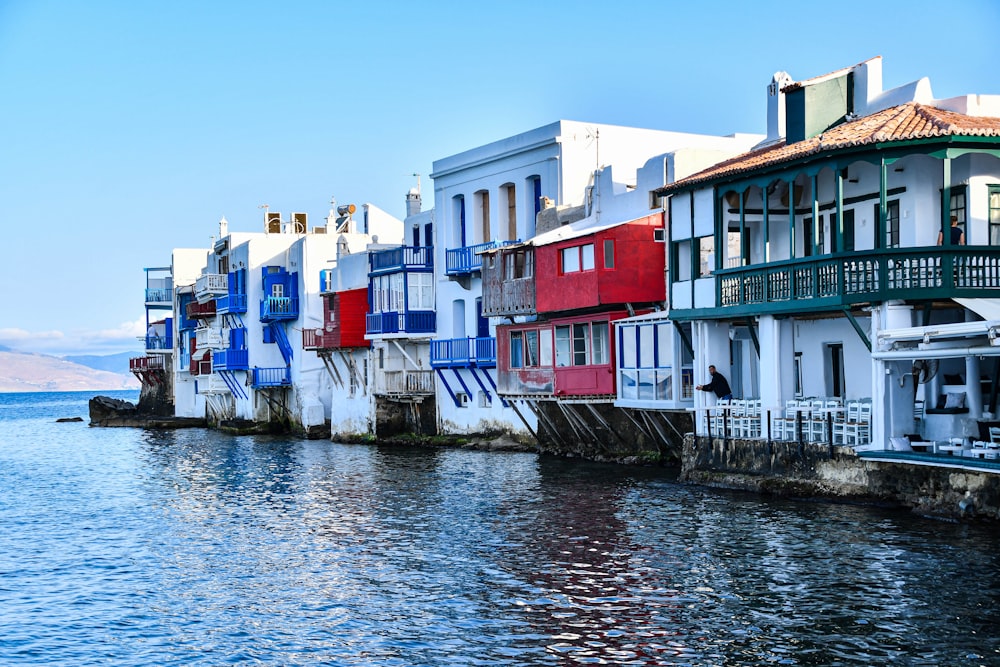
3, 391, 1000, 665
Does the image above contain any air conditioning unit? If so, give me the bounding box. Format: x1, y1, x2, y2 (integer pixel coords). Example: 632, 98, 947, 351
266, 212, 282, 234
292, 212, 307, 233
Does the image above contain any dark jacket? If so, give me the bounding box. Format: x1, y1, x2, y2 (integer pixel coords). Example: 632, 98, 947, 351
700, 372, 732, 399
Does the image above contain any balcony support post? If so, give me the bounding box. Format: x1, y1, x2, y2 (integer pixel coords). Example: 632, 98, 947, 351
811, 174, 820, 256
763, 186, 770, 263
842, 307, 872, 352
835, 168, 844, 254
435, 369, 462, 407
788, 177, 795, 260
744, 318, 760, 358
878, 157, 887, 250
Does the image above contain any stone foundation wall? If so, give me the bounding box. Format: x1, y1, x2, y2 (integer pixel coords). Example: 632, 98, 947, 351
680, 435, 1000, 520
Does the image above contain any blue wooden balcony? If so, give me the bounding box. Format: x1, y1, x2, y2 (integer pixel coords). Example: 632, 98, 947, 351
446, 240, 520, 276
703, 246, 1000, 318
366, 310, 436, 335
252, 366, 291, 388
144, 334, 173, 351
260, 296, 300, 322
213, 348, 249, 371
145, 288, 172, 304
430, 337, 497, 368
369, 246, 433, 276
217, 293, 247, 314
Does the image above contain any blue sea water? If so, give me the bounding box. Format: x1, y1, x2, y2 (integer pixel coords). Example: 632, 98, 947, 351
2, 390, 1000, 666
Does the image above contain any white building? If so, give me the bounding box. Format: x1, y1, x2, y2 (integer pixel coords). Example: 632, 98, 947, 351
430, 120, 762, 437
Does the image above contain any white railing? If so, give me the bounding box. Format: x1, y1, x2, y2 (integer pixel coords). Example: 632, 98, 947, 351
195, 273, 228, 296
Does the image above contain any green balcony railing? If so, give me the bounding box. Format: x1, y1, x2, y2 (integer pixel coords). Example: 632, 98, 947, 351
714, 247, 1000, 315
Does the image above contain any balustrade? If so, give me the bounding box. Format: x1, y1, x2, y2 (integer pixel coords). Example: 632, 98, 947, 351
716, 247, 1000, 312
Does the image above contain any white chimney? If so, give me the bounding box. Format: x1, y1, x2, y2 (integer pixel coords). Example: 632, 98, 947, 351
766, 71, 793, 144
219, 216, 228, 237
406, 187, 422, 217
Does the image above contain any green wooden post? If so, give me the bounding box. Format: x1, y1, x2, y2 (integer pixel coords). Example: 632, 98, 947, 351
835, 168, 844, 254
739, 189, 746, 304
811, 174, 820, 255
788, 178, 796, 260
878, 158, 887, 251
763, 187, 770, 263
942, 157, 953, 289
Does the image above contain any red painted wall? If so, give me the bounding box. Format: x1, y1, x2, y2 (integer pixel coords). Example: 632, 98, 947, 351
497, 310, 638, 398
534, 213, 665, 315
324, 287, 370, 348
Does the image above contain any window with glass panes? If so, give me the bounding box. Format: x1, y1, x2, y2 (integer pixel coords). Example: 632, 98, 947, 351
990, 185, 1000, 245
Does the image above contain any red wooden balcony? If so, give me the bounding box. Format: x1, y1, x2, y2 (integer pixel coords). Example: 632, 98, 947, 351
186, 300, 217, 319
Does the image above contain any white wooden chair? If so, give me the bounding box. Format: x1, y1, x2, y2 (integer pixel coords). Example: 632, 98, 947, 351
990, 426, 1000, 445
709, 399, 730, 437
772, 400, 799, 441
833, 401, 860, 445
842, 402, 872, 446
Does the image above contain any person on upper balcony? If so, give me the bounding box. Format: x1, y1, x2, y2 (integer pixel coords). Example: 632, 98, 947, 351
937, 215, 965, 246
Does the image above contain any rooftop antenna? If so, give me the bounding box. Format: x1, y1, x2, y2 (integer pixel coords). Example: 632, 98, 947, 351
412, 173, 421, 195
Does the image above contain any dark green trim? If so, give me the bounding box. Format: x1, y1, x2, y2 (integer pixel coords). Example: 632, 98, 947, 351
835, 168, 844, 254
842, 308, 872, 352
659, 138, 1000, 197
942, 157, 952, 245
877, 158, 886, 251
673, 320, 695, 357
745, 318, 760, 358
725, 186, 907, 215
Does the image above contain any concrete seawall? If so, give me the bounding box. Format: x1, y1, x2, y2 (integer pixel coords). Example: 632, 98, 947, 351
680, 435, 1000, 521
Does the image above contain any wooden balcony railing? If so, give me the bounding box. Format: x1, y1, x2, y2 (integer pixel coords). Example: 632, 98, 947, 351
446, 240, 520, 275
130, 356, 165, 372
186, 300, 217, 319
714, 247, 1000, 314
213, 348, 249, 371
482, 277, 535, 317
195, 273, 227, 298
366, 310, 436, 335
369, 246, 433, 275
260, 296, 299, 321
216, 293, 247, 314
379, 370, 435, 396
252, 366, 291, 388
430, 337, 497, 368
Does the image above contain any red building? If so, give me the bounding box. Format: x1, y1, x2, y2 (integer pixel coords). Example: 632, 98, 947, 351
491, 213, 666, 400
303, 287, 369, 351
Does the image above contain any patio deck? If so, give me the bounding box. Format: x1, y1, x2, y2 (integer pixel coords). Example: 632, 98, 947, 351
857, 450, 1000, 474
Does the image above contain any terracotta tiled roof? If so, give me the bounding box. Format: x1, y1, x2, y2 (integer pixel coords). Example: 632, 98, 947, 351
655, 103, 1000, 194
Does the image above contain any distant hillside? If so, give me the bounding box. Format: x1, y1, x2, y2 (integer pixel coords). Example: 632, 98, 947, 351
64, 351, 136, 374
0, 351, 140, 393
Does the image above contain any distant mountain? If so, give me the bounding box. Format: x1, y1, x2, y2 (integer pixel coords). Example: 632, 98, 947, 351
0, 351, 140, 393
64, 351, 137, 374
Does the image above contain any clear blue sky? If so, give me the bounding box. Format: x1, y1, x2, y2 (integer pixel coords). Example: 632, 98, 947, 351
1, 0, 997, 356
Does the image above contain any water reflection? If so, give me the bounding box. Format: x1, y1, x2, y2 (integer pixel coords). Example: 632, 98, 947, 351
3, 394, 1000, 665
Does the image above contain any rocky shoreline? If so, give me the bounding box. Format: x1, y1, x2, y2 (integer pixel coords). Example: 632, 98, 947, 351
88, 395, 207, 429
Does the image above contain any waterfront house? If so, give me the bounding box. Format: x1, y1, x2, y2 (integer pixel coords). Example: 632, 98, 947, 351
432, 121, 764, 443
484, 140, 762, 450
174, 206, 403, 432
364, 193, 437, 435
133, 250, 207, 413
303, 204, 404, 437
654, 57, 1000, 453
